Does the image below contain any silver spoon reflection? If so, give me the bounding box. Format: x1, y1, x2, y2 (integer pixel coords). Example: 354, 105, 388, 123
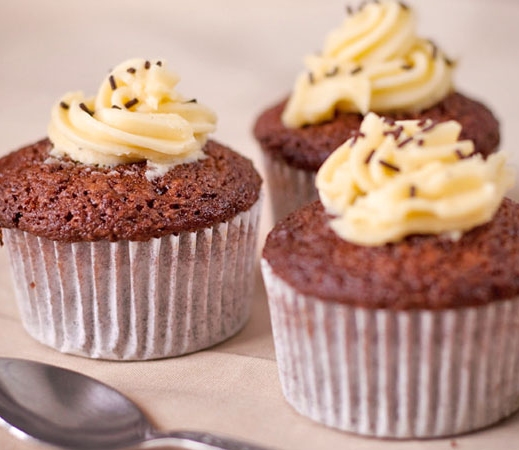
0, 358, 271, 450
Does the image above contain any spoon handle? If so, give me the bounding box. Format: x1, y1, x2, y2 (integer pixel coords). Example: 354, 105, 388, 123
146, 430, 273, 450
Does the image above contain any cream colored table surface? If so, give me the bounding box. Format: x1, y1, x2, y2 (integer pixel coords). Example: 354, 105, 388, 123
1, 1, 519, 449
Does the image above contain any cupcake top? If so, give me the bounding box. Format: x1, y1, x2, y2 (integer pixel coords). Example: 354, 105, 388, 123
283, 0, 454, 128
253, 1, 500, 172
263, 114, 517, 309
316, 113, 513, 246
49, 58, 217, 179
263, 198, 519, 309
0, 58, 261, 242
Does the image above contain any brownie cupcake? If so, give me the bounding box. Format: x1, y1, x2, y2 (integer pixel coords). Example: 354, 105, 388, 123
0, 58, 262, 360
261, 113, 518, 438
254, 0, 500, 221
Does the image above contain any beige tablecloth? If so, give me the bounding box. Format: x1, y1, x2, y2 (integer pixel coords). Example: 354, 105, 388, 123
1, 1, 519, 448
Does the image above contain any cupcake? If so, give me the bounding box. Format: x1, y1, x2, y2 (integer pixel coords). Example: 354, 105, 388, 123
254, 0, 500, 221
261, 112, 518, 438
0, 58, 262, 360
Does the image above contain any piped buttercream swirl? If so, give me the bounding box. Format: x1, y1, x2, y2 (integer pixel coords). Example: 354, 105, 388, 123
48, 58, 217, 174
282, 0, 454, 127
316, 113, 514, 246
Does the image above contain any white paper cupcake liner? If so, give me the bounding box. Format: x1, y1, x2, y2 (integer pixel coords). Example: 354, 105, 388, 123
2, 200, 261, 360
261, 260, 519, 438
262, 153, 318, 221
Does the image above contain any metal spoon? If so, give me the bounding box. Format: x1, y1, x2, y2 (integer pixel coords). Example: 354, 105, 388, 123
0, 357, 272, 450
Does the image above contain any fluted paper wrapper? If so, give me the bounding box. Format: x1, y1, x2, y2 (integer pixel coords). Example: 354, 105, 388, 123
2, 200, 260, 360
262, 153, 318, 221
261, 260, 519, 438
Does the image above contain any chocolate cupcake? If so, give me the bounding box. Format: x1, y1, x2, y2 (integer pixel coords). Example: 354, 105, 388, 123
253, 0, 500, 221
261, 113, 518, 438
0, 58, 262, 360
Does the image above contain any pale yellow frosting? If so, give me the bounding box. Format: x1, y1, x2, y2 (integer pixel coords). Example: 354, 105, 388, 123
48, 58, 217, 175
282, 0, 454, 128
316, 113, 514, 246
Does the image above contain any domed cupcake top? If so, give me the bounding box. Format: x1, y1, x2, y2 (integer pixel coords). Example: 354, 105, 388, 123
282, 0, 454, 127
316, 112, 514, 246
48, 58, 217, 177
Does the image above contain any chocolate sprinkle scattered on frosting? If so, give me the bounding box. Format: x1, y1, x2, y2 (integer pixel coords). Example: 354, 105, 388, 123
397, 136, 413, 148
379, 159, 400, 172
325, 67, 339, 77
422, 121, 439, 132
79, 103, 93, 116
365, 149, 376, 164
124, 98, 139, 109
109, 75, 117, 91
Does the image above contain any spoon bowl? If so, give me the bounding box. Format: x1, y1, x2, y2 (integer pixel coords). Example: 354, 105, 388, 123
0, 358, 270, 450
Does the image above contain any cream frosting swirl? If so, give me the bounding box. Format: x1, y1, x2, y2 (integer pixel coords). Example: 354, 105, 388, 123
48, 58, 217, 174
282, 0, 454, 128
316, 113, 514, 246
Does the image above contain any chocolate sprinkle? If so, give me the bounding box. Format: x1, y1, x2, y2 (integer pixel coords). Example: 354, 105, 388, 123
410, 185, 417, 197
111, 105, 122, 110
79, 103, 93, 115
127, 67, 136, 74
156, 61, 162, 66
417, 139, 425, 146
379, 160, 400, 172
401, 64, 413, 71
325, 66, 339, 77
383, 126, 404, 139
399, 1, 410, 10
397, 136, 413, 148
144, 60, 151, 70
422, 121, 438, 132
350, 66, 363, 75
109, 75, 117, 91
124, 98, 139, 109
444, 56, 455, 67
59, 101, 69, 110
185, 98, 198, 104
429, 40, 439, 59
346, 5, 354, 15
350, 130, 366, 145
364, 149, 376, 164
308, 72, 315, 84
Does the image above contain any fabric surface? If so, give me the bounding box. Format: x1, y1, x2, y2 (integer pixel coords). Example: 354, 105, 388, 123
1, 0, 518, 448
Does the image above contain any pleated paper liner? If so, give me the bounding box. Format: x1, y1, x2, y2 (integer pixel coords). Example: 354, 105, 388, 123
262, 153, 318, 222
262, 260, 519, 438
3, 199, 261, 360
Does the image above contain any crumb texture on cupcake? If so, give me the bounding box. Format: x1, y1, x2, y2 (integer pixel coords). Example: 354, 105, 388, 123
0, 139, 261, 242
263, 198, 519, 309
